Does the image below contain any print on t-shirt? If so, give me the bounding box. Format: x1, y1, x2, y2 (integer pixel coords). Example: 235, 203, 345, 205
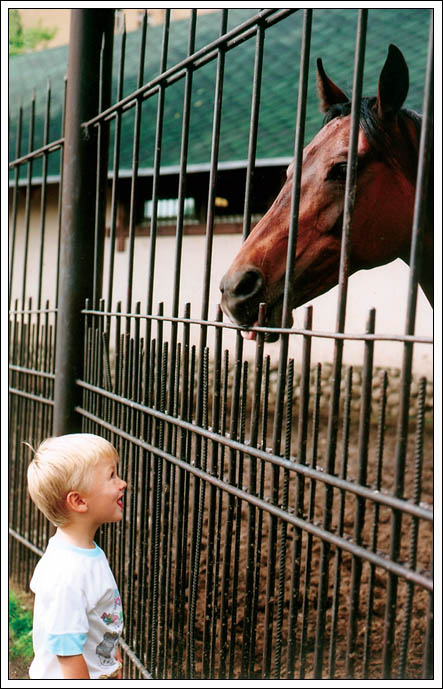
96, 589, 123, 666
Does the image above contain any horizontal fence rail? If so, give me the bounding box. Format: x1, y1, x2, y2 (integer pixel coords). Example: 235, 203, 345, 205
9, 7, 433, 681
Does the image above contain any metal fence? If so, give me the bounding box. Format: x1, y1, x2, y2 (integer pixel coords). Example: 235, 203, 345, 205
9, 8, 433, 680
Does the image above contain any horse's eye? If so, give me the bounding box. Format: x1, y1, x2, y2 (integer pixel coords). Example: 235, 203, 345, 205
327, 162, 347, 181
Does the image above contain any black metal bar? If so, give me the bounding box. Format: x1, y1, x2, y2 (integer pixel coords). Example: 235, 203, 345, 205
313, 10, 368, 677
228, 359, 248, 677
145, 12, 170, 321
242, 19, 265, 241
54, 76, 67, 313
398, 377, 427, 676
298, 363, 322, 678
21, 92, 35, 309
9, 104, 23, 308
382, 15, 433, 678
92, 34, 113, 307
263, 12, 312, 675
281, 9, 312, 329
273, 357, 294, 678
203, 306, 223, 678
36, 81, 51, 312
53, 9, 114, 435
170, 10, 197, 319
125, 10, 147, 315
82, 308, 433, 345
362, 370, 388, 677
241, 303, 266, 676
286, 306, 313, 677
346, 308, 375, 677
75, 378, 432, 523
106, 20, 126, 315
328, 366, 353, 678
8, 138, 64, 169
82, 9, 295, 128
76, 406, 433, 591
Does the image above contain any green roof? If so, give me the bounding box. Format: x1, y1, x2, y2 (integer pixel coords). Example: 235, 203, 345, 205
9, 8, 431, 181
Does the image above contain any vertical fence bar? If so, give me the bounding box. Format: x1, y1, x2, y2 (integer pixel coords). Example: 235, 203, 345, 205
106, 20, 126, 315
346, 308, 375, 676
21, 92, 35, 310
263, 11, 312, 678
8, 105, 23, 308
313, 10, 367, 677
54, 77, 67, 313
125, 10, 147, 315
398, 377, 427, 676
92, 33, 113, 307
36, 81, 51, 313
328, 366, 353, 678
299, 363, 322, 678
242, 19, 265, 241
53, 9, 114, 435
382, 16, 433, 678
146, 11, 170, 320
286, 306, 313, 676
362, 370, 388, 676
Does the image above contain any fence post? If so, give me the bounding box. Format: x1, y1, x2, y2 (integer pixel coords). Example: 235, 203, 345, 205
53, 9, 114, 436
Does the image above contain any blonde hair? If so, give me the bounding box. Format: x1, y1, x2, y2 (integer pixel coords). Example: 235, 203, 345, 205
27, 433, 119, 527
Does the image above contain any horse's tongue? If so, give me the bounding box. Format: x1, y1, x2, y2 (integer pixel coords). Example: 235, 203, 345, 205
241, 323, 258, 340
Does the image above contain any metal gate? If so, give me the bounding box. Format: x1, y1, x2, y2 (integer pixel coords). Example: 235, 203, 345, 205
9, 8, 433, 680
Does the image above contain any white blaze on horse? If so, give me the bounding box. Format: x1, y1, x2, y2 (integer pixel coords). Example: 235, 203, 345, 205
220, 45, 433, 341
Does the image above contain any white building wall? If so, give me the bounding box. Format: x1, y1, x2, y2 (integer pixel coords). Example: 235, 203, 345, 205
102, 233, 433, 376
10, 205, 433, 376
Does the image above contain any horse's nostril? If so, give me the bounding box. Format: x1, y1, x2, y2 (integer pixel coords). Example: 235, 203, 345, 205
233, 269, 263, 298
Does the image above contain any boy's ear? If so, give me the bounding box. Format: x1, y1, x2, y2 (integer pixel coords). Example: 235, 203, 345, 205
66, 491, 88, 514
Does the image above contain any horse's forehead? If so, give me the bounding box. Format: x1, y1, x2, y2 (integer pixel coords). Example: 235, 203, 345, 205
304, 116, 370, 159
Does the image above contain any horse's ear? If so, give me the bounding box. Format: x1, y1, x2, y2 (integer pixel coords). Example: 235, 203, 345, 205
317, 58, 349, 112
375, 44, 409, 121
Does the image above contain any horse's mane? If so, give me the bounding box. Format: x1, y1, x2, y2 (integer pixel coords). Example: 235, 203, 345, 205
322, 97, 422, 174
322, 96, 433, 229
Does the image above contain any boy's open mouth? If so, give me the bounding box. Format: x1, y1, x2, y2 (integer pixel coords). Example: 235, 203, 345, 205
117, 497, 124, 509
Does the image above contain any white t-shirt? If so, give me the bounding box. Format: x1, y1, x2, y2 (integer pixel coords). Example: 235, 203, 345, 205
29, 534, 123, 679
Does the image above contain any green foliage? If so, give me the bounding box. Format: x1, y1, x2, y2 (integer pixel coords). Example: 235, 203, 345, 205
9, 590, 34, 661
9, 9, 57, 56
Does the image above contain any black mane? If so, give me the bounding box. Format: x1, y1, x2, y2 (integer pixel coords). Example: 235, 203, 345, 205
322, 96, 422, 172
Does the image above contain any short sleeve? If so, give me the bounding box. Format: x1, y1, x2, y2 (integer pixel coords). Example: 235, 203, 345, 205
47, 632, 87, 656
43, 580, 90, 657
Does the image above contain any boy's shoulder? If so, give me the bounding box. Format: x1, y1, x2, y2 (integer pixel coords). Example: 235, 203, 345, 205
43, 535, 105, 559
31, 536, 108, 589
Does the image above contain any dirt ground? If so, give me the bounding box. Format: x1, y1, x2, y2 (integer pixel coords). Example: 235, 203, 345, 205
186, 409, 434, 680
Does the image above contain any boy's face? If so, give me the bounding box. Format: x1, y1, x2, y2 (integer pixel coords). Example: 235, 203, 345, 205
83, 454, 127, 527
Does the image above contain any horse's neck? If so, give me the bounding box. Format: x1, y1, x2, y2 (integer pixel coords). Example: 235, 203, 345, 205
418, 226, 433, 306
413, 114, 433, 307
403, 205, 433, 306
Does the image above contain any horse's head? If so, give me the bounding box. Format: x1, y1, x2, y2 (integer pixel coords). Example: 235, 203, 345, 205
220, 45, 422, 340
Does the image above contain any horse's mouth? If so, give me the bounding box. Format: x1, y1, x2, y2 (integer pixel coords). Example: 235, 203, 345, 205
240, 295, 289, 342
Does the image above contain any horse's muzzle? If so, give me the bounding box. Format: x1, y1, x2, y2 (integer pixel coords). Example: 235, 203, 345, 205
219, 266, 265, 328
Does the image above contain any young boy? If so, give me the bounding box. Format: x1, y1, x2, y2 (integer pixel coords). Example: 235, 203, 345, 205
26, 433, 127, 679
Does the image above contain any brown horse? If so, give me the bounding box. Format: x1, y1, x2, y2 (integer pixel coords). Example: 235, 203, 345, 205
220, 45, 433, 341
